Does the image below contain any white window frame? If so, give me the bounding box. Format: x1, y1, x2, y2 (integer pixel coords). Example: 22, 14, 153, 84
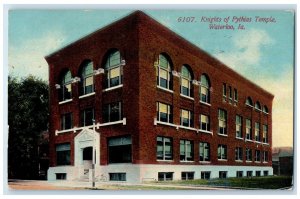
236, 115, 242, 138
200, 114, 210, 131
156, 102, 172, 123
180, 66, 192, 97
156, 54, 172, 90
246, 148, 252, 162
234, 88, 238, 101
200, 75, 210, 103
263, 151, 269, 162
105, 51, 123, 89
255, 122, 260, 142
80, 61, 94, 96
218, 109, 227, 135
246, 119, 252, 140
255, 150, 261, 162
104, 102, 122, 123
263, 124, 268, 143
180, 140, 194, 162
199, 142, 210, 162
157, 136, 173, 161
180, 109, 193, 127
235, 147, 243, 161
61, 113, 72, 130
218, 144, 227, 160
60, 71, 72, 101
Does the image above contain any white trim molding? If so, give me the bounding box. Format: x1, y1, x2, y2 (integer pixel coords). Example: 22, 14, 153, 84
79, 92, 96, 99
103, 84, 123, 92
59, 99, 73, 105
156, 86, 174, 94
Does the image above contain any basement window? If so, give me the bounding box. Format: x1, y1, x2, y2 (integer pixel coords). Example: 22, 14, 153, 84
56, 173, 66, 180
158, 172, 173, 181
181, 172, 194, 180
109, 173, 126, 181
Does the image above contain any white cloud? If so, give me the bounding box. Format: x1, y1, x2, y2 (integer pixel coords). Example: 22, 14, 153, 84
8, 31, 66, 81
215, 29, 274, 73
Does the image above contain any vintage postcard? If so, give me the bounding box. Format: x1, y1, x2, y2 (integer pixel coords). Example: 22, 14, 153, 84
7, 7, 294, 192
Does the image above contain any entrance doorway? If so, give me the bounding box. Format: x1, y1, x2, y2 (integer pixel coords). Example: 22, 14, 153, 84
83, 147, 93, 177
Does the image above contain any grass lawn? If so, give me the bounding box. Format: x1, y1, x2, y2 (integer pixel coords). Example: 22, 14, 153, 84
155, 176, 293, 189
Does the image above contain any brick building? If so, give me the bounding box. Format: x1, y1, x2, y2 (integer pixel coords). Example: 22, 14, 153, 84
45, 11, 274, 182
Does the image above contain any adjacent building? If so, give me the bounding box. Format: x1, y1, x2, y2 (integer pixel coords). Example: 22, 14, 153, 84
45, 11, 274, 183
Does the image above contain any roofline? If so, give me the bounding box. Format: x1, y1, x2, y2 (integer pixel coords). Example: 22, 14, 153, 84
45, 10, 274, 98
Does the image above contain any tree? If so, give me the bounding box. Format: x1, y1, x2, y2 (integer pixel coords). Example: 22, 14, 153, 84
8, 75, 49, 179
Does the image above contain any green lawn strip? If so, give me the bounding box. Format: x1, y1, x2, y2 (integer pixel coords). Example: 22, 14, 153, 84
153, 176, 292, 189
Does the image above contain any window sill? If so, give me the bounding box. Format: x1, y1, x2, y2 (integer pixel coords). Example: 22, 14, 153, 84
245, 104, 253, 108
218, 159, 228, 162
255, 108, 262, 112
59, 99, 73, 105
245, 139, 254, 142
235, 160, 243, 162
180, 161, 195, 163
199, 161, 211, 164
199, 101, 211, 106
180, 94, 194, 101
98, 118, 126, 127
198, 129, 213, 135
154, 119, 177, 129
246, 161, 253, 163
178, 125, 197, 132
156, 86, 174, 94
55, 129, 74, 135
79, 92, 95, 99
262, 111, 269, 115
254, 141, 262, 144
157, 160, 174, 162
255, 161, 261, 163
262, 142, 270, 145
235, 137, 243, 140
218, 133, 228, 137
103, 84, 123, 92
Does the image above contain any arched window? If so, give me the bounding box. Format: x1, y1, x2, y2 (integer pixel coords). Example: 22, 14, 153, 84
156, 54, 172, 90
255, 101, 261, 110
180, 65, 192, 97
263, 105, 269, 113
105, 50, 122, 88
60, 70, 72, 101
80, 60, 94, 95
246, 97, 253, 106
200, 74, 210, 103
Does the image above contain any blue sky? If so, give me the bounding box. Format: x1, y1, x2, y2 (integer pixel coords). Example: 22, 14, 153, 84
8, 9, 294, 147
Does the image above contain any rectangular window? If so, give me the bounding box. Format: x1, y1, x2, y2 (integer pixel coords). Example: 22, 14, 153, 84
246, 119, 252, 140
263, 171, 269, 176
247, 171, 253, 177
181, 78, 190, 96
236, 171, 243, 178
218, 109, 227, 135
158, 172, 173, 181
108, 136, 132, 163
263, 151, 269, 162
255, 122, 260, 142
103, 102, 122, 123
157, 136, 173, 160
107, 66, 122, 88
56, 173, 67, 180
56, 143, 70, 166
60, 113, 72, 130
180, 140, 194, 161
256, 171, 261, 177
201, 172, 211, 180
234, 88, 238, 101
199, 142, 210, 162
80, 108, 94, 127
246, 148, 252, 161
236, 115, 242, 138
156, 102, 173, 123
219, 171, 227, 179
200, 85, 209, 103
200, 114, 210, 131
218, 144, 227, 160
235, 147, 243, 161
229, 86, 232, 99
109, 173, 126, 181
255, 150, 261, 162
180, 109, 193, 127
263, 125, 268, 143
181, 172, 194, 180
84, 76, 94, 94
223, 83, 226, 96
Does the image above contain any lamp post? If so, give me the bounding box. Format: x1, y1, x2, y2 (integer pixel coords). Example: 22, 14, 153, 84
92, 119, 96, 187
